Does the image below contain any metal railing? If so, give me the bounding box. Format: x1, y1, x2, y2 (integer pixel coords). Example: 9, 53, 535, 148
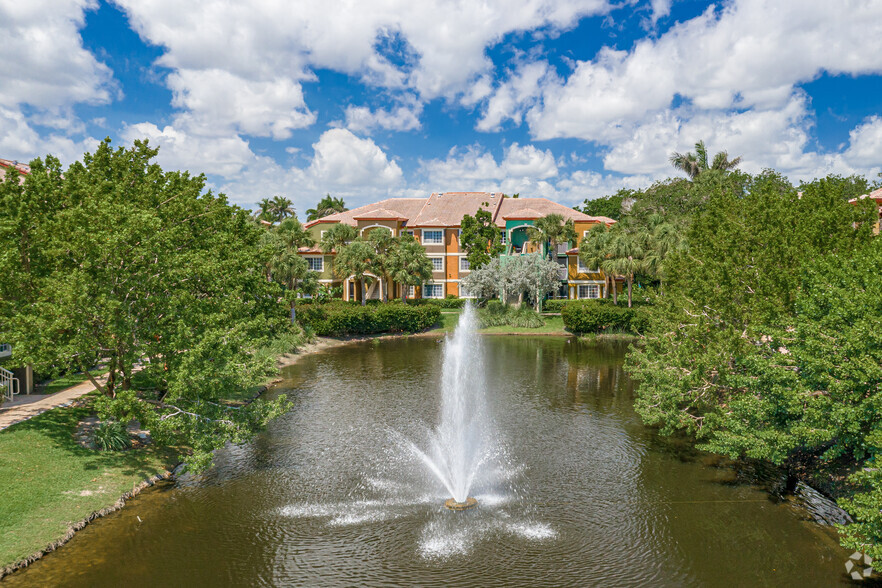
1, 366, 19, 403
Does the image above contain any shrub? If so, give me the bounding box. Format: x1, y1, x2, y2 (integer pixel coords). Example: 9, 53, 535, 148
541, 299, 569, 313
561, 301, 647, 334
296, 302, 440, 336
478, 301, 544, 328
92, 420, 130, 451
405, 298, 467, 309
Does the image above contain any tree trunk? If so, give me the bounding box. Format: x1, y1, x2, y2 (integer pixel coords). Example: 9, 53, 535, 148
627, 275, 633, 308
380, 277, 387, 303
612, 279, 618, 305
290, 302, 296, 324
401, 282, 407, 303
360, 279, 366, 306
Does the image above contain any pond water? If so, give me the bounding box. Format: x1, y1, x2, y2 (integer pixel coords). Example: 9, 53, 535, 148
7, 337, 855, 586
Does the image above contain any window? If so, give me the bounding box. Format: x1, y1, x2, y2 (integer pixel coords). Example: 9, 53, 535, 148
500, 230, 507, 244
407, 285, 415, 298
422, 230, 443, 244
430, 257, 444, 271
577, 258, 595, 273
459, 284, 475, 298
578, 284, 601, 299
306, 257, 323, 272
405, 230, 414, 237
320, 230, 327, 239
459, 257, 470, 271
423, 284, 443, 298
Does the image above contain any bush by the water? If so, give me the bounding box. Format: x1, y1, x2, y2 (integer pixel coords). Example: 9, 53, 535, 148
478, 301, 545, 328
296, 302, 440, 336
561, 301, 648, 334
92, 421, 130, 451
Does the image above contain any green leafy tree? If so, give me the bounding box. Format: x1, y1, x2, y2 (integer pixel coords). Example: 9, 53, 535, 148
669, 140, 742, 180
333, 239, 375, 305
579, 190, 632, 220
460, 207, 504, 269
526, 213, 577, 260
387, 234, 433, 301
306, 194, 348, 221
0, 139, 291, 471
319, 223, 358, 253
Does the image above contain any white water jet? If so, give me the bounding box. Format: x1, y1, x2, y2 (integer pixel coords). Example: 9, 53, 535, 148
403, 303, 492, 506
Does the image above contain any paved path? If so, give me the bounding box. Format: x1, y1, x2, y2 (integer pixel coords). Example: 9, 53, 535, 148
0, 376, 106, 431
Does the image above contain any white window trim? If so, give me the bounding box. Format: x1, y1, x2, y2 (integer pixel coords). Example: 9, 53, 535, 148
459, 256, 470, 272
500, 229, 507, 244
422, 229, 444, 245
577, 284, 601, 299
458, 284, 477, 298
429, 256, 445, 271
305, 256, 324, 272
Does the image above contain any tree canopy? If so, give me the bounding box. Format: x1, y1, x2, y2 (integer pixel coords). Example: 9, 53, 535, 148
0, 139, 292, 471
460, 208, 504, 270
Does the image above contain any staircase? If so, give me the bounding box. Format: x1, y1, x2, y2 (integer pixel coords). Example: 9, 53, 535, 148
1, 366, 19, 403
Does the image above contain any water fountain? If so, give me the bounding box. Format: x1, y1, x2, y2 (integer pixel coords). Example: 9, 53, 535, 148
400, 303, 490, 510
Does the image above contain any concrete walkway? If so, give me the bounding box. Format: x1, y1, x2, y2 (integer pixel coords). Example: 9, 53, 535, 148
0, 376, 106, 431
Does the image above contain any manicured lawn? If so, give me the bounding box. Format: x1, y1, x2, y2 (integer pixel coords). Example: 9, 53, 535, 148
431, 310, 569, 335
0, 398, 175, 568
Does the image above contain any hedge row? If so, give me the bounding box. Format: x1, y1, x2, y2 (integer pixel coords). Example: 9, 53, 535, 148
561, 301, 651, 334
404, 298, 468, 309
295, 302, 441, 336
542, 298, 650, 313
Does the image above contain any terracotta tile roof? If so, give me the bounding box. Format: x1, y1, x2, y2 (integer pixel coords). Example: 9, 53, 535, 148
410, 192, 504, 227
497, 198, 614, 225
302, 192, 614, 230
304, 198, 426, 228
352, 207, 408, 221
849, 187, 882, 206
0, 158, 30, 183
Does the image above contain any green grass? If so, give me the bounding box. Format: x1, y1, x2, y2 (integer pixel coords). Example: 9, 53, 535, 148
431, 309, 568, 335
37, 368, 107, 396
0, 397, 175, 568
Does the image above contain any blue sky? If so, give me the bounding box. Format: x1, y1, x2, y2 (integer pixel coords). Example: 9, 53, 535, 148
2, 0, 881, 214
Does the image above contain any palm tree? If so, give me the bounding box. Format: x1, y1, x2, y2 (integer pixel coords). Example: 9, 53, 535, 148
387, 234, 433, 302
319, 223, 357, 253
526, 214, 578, 259
669, 140, 741, 180
579, 223, 619, 304
334, 239, 375, 305
367, 228, 394, 302
639, 214, 685, 294
254, 197, 273, 222
264, 221, 317, 322
306, 194, 348, 221
606, 230, 645, 307
269, 195, 295, 222
276, 218, 315, 250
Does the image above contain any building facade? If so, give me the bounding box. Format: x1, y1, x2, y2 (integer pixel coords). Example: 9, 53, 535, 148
300, 192, 618, 302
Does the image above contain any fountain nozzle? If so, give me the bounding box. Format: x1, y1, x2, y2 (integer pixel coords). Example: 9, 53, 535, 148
444, 497, 478, 511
